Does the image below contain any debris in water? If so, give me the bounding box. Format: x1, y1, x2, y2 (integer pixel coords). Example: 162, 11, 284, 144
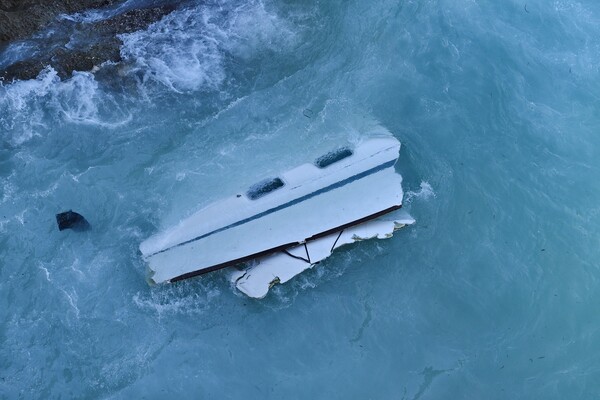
56, 210, 90, 232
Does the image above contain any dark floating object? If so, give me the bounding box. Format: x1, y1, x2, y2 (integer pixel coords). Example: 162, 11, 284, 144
56, 210, 90, 232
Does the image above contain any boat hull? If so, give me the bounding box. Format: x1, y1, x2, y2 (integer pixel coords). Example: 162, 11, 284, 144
140, 136, 405, 284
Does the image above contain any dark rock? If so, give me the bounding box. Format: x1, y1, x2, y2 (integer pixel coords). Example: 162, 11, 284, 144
94, 5, 177, 35
51, 39, 123, 79
0, 59, 48, 81
0, 4, 176, 81
56, 210, 91, 232
0, 0, 116, 44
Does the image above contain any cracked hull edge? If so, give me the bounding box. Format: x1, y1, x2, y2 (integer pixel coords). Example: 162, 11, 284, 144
230, 212, 415, 299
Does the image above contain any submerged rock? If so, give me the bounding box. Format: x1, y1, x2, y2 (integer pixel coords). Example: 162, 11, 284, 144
0, 3, 177, 82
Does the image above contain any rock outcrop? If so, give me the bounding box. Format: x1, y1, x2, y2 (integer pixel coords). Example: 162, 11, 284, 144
0, 0, 116, 44
0, 1, 178, 82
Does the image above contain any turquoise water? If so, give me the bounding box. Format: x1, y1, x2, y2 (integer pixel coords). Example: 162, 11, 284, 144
2, 0, 600, 398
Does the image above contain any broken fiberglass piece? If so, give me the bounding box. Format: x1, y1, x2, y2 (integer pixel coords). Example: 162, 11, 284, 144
229, 210, 415, 299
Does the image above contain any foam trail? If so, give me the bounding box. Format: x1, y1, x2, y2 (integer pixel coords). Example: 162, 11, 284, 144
404, 181, 435, 204
0, 68, 131, 145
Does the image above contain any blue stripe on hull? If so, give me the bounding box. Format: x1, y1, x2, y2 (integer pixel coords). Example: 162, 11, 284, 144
149, 159, 397, 257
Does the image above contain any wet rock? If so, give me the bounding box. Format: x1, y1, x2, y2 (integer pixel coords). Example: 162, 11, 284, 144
0, 4, 176, 81
0, 0, 116, 44
0, 39, 123, 81
94, 5, 176, 35
0, 59, 48, 81
51, 40, 123, 78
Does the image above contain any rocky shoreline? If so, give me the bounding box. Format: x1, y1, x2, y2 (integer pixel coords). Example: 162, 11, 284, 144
0, 0, 179, 82
0, 0, 117, 44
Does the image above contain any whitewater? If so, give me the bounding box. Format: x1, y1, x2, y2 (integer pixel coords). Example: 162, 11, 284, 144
1, 0, 600, 398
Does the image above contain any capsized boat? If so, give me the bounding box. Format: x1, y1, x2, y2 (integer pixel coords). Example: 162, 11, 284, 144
140, 135, 414, 297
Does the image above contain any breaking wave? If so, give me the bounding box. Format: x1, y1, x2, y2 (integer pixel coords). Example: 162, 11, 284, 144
119, 0, 300, 92
404, 181, 435, 204
0, 68, 131, 145
0, 0, 303, 146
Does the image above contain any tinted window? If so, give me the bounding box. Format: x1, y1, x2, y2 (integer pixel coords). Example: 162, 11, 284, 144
247, 177, 285, 200
314, 147, 353, 168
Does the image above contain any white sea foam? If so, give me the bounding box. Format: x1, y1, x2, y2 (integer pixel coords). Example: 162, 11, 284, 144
0, 41, 38, 69
404, 181, 436, 204
0, 68, 131, 145
132, 285, 221, 317
14, 208, 28, 225
0, 174, 16, 205
38, 264, 52, 282
219, 0, 299, 58
119, 0, 299, 92
0, 0, 299, 146
60, 287, 81, 319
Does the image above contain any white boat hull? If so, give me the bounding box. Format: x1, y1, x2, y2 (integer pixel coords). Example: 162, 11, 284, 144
230, 211, 415, 298
140, 136, 408, 289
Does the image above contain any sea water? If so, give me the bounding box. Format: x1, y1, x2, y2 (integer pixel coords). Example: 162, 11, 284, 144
1, 0, 600, 398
